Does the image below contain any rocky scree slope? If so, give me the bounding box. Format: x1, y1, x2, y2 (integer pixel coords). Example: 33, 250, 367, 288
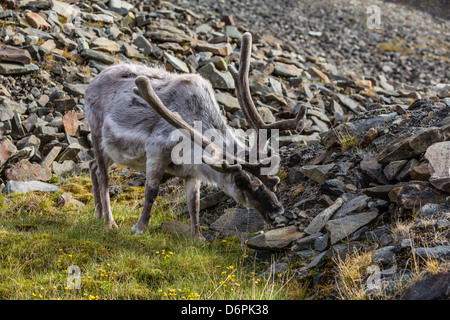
0, 0, 449, 299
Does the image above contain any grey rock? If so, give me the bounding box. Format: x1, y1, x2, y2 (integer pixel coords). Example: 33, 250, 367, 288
288, 166, 304, 185
335, 93, 364, 114
400, 273, 450, 300
292, 233, 323, 251
294, 249, 317, 259
0, 63, 39, 75
378, 128, 443, 164
360, 157, 387, 184
0, 96, 15, 121
133, 35, 153, 55
302, 163, 334, 184
412, 246, 450, 260
81, 49, 115, 65
383, 160, 407, 181
276, 133, 321, 146
215, 91, 240, 112
304, 251, 328, 269
198, 62, 234, 89
304, 197, 343, 235
3, 180, 60, 194
424, 141, 450, 193
52, 160, 75, 177
372, 246, 396, 264
40, 146, 62, 168
320, 113, 398, 149
273, 63, 302, 78
16, 135, 40, 151
314, 234, 329, 252
258, 262, 287, 278
396, 158, 419, 181
63, 83, 88, 97
325, 211, 379, 244
210, 208, 264, 238
246, 225, 304, 250
333, 195, 370, 219
164, 52, 189, 73
257, 106, 275, 123
198, 191, 230, 211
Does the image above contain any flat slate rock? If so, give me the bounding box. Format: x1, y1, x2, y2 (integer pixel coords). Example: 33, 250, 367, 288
210, 208, 265, 238
325, 211, 379, 244
0, 63, 39, 75
0, 44, 32, 64
400, 273, 450, 300
246, 225, 304, 250
2, 180, 60, 194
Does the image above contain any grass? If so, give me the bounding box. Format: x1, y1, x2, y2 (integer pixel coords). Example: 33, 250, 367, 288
335, 131, 359, 152
0, 171, 301, 300
1, 169, 446, 300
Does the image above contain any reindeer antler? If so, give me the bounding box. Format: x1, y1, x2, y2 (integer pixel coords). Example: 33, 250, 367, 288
133, 76, 280, 191
228, 32, 307, 140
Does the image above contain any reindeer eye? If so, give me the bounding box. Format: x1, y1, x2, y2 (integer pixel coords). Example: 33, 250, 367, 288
235, 173, 250, 189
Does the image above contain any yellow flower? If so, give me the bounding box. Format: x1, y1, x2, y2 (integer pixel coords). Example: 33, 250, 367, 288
68, 254, 72, 258
222, 240, 227, 243
169, 252, 173, 255
106, 263, 111, 267
32, 293, 36, 297
64, 287, 69, 290
59, 249, 62, 252
39, 294, 43, 298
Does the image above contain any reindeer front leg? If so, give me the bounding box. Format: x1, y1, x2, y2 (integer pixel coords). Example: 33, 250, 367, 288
132, 154, 169, 235
185, 178, 205, 241
89, 160, 103, 219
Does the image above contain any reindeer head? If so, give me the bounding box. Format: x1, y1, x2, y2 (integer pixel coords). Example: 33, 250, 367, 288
133, 32, 307, 224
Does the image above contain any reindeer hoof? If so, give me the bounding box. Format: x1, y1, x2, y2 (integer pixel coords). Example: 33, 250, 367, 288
131, 224, 144, 235
108, 221, 119, 230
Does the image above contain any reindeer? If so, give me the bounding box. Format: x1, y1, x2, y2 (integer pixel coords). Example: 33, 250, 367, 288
85, 32, 306, 240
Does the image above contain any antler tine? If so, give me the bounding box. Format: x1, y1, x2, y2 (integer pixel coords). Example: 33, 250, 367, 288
228, 32, 266, 131
228, 32, 307, 138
